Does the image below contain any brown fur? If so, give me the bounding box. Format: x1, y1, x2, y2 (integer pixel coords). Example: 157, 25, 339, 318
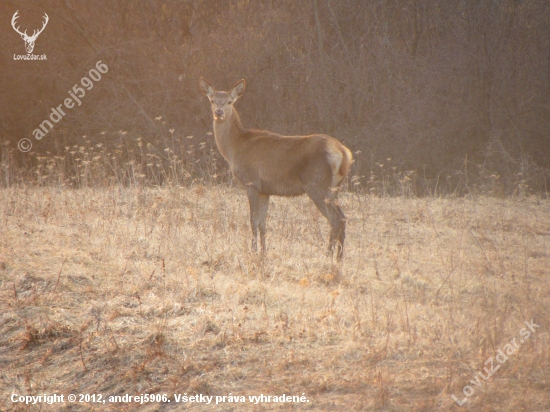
200, 77, 353, 258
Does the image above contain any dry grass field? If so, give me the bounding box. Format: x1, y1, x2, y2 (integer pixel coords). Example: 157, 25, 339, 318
1, 185, 549, 411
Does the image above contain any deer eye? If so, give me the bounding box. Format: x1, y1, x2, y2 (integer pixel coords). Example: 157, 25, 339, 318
210, 99, 214, 104
227, 101, 232, 105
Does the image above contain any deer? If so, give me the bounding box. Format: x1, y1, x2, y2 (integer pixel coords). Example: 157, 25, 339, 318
199, 78, 353, 259
11, 11, 49, 54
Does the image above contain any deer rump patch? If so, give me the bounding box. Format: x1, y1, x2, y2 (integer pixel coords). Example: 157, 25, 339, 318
326, 142, 345, 187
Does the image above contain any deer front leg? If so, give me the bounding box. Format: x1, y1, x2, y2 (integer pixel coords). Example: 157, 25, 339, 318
258, 194, 269, 252
247, 188, 260, 251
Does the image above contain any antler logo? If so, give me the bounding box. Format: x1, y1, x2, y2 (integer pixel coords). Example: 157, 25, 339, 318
11, 10, 49, 54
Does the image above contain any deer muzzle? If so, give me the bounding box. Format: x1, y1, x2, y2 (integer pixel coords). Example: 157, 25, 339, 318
214, 109, 224, 120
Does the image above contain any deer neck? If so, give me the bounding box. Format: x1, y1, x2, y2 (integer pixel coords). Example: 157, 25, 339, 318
213, 108, 245, 164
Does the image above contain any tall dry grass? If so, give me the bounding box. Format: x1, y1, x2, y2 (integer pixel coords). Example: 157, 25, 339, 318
3, 127, 548, 198
0, 143, 549, 411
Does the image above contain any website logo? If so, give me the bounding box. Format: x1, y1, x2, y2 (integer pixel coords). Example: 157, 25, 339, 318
12, 10, 48, 60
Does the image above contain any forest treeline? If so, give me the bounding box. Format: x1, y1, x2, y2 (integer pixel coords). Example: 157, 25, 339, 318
1, 0, 549, 195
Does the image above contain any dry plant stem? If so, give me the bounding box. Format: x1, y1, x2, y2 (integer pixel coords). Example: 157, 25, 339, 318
52, 256, 68, 292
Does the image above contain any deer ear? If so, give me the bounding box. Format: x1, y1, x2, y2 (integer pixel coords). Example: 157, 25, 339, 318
199, 77, 215, 97
230, 79, 246, 100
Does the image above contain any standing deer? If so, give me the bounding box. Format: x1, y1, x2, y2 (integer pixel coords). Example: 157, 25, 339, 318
199, 78, 352, 259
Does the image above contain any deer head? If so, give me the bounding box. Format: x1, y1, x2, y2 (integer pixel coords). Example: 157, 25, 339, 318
12, 11, 49, 54
200, 78, 246, 122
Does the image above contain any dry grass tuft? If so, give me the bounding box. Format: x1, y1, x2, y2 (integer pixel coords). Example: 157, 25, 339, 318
1, 186, 549, 410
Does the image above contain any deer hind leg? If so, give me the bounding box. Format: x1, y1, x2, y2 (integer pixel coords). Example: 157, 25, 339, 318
330, 201, 346, 259
258, 194, 269, 252
306, 188, 346, 259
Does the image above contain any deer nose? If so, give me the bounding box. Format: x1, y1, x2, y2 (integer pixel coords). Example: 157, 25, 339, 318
215, 109, 223, 117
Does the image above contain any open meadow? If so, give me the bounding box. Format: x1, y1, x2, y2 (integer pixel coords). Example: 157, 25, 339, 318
4, 1, 550, 410
0, 185, 549, 411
